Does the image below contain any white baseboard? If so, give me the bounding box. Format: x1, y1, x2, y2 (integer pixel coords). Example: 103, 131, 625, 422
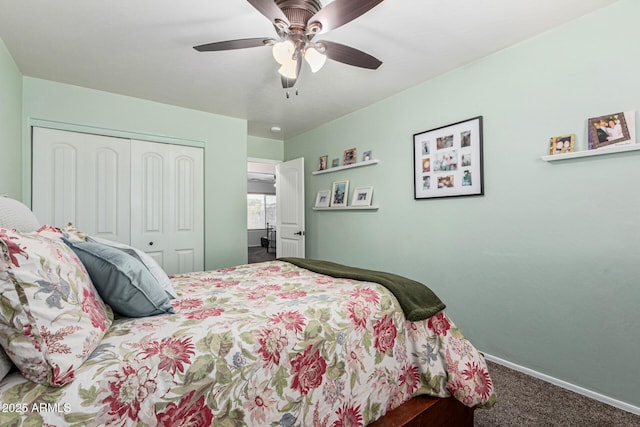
482, 353, 640, 416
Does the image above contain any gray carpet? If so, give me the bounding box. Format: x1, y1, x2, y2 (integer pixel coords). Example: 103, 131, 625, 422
475, 361, 640, 426
248, 246, 276, 264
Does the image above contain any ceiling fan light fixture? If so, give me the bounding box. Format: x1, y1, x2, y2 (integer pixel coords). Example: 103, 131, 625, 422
272, 40, 295, 64
278, 59, 298, 79
304, 46, 327, 73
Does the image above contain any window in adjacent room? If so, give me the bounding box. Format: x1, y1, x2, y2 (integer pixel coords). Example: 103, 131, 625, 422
247, 194, 276, 229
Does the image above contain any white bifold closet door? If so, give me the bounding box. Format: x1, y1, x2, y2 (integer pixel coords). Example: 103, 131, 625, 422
31, 127, 204, 275
32, 127, 132, 244
130, 139, 204, 275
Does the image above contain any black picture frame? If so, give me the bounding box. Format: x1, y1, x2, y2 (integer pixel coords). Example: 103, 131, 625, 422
587, 112, 631, 149
413, 116, 484, 200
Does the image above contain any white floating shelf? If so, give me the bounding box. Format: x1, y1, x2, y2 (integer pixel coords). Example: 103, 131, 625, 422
541, 143, 640, 162
312, 159, 379, 175
313, 206, 379, 211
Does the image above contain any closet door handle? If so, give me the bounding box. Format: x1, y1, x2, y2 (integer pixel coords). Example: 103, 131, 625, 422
149, 242, 154, 246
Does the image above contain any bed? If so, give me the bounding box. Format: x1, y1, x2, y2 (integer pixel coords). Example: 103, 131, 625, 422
0, 196, 494, 426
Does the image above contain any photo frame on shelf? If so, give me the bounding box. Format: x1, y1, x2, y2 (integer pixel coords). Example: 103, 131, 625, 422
351, 186, 373, 207
362, 150, 372, 161
413, 116, 484, 200
319, 155, 328, 171
330, 180, 349, 207
332, 158, 339, 168
315, 190, 331, 208
343, 148, 357, 166
587, 111, 634, 149
549, 134, 575, 155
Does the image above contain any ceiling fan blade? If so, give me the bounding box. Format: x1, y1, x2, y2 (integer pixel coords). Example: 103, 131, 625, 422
247, 0, 290, 26
193, 37, 274, 52
321, 41, 382, 70
309, 0, 384, 34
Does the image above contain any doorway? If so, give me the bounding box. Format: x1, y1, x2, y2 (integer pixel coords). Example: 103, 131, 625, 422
247, 159, 278, 263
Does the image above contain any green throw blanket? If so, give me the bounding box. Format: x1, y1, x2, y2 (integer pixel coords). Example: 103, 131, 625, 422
279, 257, 445, 321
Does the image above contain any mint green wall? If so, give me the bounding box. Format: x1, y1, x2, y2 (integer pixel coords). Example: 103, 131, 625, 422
23, 77, 248, 269
285, 0, 640, 408
0, 39, 22, 199
247, 135, 284, 160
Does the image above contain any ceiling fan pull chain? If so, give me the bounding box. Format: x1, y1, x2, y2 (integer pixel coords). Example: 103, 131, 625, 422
284, 89, 298, 99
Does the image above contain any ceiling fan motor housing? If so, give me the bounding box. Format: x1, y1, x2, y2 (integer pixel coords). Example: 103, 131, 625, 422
276, 0, 322, 31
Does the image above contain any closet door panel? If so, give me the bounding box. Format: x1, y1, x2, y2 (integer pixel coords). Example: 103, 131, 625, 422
141, 153, 164, 233
32, 127, 131, 244
176, 249, 195, 274
175, 156, 194, 231
131, 140, 203, 275
80, 141, 130, 243
95, 148, 122, 236
170, 150, 204, 273
131, 147, 170, 270
51, 144, 78, 227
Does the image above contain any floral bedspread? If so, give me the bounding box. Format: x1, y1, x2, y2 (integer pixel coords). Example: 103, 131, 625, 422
0, 260, 494, 426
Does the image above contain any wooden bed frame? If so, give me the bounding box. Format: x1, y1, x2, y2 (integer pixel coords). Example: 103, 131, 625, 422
369, 396, 474, 427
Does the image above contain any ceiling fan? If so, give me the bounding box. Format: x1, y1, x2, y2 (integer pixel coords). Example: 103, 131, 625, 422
194, 0, 384, 90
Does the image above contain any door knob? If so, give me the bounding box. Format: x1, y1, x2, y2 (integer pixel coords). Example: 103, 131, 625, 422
294, 231, 305, 236
149, 242, 154, 246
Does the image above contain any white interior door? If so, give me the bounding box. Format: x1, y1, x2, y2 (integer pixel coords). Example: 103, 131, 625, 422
276, 157, 305, 258
130, 140, 204, 275
32, 127, 131, 243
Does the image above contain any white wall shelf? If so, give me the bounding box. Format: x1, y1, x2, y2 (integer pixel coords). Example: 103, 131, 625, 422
541, 143, 640, 162
313, 206, 379, 211
312, 159, 379, 175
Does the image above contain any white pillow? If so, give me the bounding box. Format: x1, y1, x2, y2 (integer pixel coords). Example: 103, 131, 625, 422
87, 236, 178, 299
0, 196, 40, 232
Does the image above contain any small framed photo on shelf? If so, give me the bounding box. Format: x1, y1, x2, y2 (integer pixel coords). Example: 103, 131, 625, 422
343, 148, 357, 165
330, 180, 349, 207
318, 155, 328, 171
549, 134, 575, 155
362, 150, 372, 161
351, 186, 373, 207
413, 116, 484, 200
587, 111, 634, 149
331, 158, 339, 168
315, 190, 331, 208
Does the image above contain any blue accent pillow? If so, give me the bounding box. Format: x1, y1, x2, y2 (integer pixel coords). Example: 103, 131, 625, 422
63, 239, 174, 317
86, 236, 177, 299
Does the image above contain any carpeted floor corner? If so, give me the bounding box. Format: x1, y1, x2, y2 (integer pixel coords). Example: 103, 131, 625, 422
475, 361, 640, 426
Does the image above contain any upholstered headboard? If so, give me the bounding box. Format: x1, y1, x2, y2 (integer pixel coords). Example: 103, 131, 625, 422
0, 196, 41, 232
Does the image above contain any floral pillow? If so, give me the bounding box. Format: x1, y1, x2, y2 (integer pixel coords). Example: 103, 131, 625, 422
0, 347, 12, 380
36, 224, 88, 242
0, 228, 113, 386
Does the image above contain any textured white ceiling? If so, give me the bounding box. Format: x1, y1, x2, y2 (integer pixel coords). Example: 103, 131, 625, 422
0, 0, 617, 139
